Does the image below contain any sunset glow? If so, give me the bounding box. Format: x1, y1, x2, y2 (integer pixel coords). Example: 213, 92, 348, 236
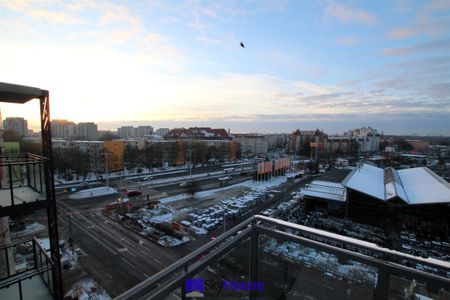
1, 0, 449, 134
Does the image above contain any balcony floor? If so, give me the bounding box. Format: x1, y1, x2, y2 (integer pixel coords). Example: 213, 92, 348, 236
0, 275, 52, 300
0, 187, 43, 207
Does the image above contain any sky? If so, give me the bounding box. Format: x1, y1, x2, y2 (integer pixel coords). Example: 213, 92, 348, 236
0, 0, 449, 135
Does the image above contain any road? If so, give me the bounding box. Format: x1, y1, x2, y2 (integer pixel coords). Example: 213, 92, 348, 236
57, 196, 184, 296
53, 171, 310, 297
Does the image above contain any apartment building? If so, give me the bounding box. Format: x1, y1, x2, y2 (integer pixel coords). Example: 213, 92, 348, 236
51, 119, 76, 139
3, 117, 28, 137
234, 134, 268, 157
75, 122, 98, 141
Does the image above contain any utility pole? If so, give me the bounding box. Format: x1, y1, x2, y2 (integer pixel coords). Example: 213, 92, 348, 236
188, 139, 193, 180
104, 152, 109, 188
68, 210, 73, 254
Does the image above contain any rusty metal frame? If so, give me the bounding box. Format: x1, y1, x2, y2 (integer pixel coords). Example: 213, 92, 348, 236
40, 92, 63, 300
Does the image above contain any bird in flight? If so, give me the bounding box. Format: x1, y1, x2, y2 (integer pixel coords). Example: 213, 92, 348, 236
240, 42, 245, 48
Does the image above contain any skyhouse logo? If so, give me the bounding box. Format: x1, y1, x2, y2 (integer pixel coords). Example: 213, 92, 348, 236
185, 278, 205, 297
185, 278, 264, 298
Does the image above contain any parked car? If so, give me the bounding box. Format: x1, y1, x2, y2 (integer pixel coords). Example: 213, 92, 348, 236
126, 190, 142, 197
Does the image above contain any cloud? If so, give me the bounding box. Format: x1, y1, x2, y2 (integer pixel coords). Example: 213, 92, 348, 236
0, 0, 30, 11
422, 0, 450, 13
258, 0, 286, 12
388, 27, 418, 39
0, 19, 36, 34
32, 9, 82, 24
143, 111, 450, 135
105, 29, 141, 44
387, 17, 450, 40
187, 21, 207, 29
336, 36, 358, 46
145, 33, 167, 44
381, 39, 450, 56
388, 1, 450, 40
0, 2, 83, 25
1, 0, 448, 135
372, 56, 450, 102
197, 36, 222, 45
324, 3, 376, 25
259, 50, 302, 70
97, 3, 141, 28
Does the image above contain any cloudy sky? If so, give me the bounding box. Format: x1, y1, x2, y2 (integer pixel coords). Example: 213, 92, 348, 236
0, 0, 449, 135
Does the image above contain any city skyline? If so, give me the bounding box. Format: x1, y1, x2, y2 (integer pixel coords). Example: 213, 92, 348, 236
1, 0, 449, 135
4, 113, 449, 137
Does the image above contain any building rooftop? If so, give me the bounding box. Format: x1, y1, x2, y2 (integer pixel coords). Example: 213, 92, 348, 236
342, 163, 450, 205
165, 127, 230, 139
302, 180, 346, 202
398, 167, 450, 205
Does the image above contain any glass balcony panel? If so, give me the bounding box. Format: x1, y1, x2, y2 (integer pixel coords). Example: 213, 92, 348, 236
116, 216, 450, 300
42, 267, 53, 292
0, 240, 37, 281
162, 287, 181, 300
0, 281, 22, 300
0, 154, 46, 208
259, 235, 378, 299
180, 237, 251, 299
21, 275, 53, 300
388, 274, 450, 300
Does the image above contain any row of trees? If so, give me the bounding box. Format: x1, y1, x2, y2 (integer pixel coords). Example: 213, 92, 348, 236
123, 142, 235, 171
53, 148, 95, 180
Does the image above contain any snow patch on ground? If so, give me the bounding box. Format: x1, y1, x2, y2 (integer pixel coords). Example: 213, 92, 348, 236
160, 193, 190, 204
158, 235, 190, 247
37, 238, 78, 271
68, 187, 117, 200
11, 222, 46, 238
64, 277, 111, 300
241, 176, 288, 191
127, 206, 174, 224
160, 176, 287, 204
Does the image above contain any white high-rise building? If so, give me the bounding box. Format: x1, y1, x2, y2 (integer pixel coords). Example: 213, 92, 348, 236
346, 127, 380, 152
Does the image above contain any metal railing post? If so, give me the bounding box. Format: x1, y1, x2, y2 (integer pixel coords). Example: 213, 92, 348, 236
18, 280, 23, 300
181, 264, 188, 300
375, 267, 389, 300
5, 247, 10, 277
8, 164, 14, 206
32, 239, 37, 270
26, 163, 30, 187
249, 222, 259, 300
39, 248, 42, 269
33, 164, 37, 190
38, 163, 43, 192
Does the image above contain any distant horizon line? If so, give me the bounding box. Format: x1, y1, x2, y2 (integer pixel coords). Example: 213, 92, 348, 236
3, 117, 449, 137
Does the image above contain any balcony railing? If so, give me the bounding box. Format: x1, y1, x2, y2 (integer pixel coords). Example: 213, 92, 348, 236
116, 215, 450, 300
0, 153, 48, 216
0, 237, 54, 300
